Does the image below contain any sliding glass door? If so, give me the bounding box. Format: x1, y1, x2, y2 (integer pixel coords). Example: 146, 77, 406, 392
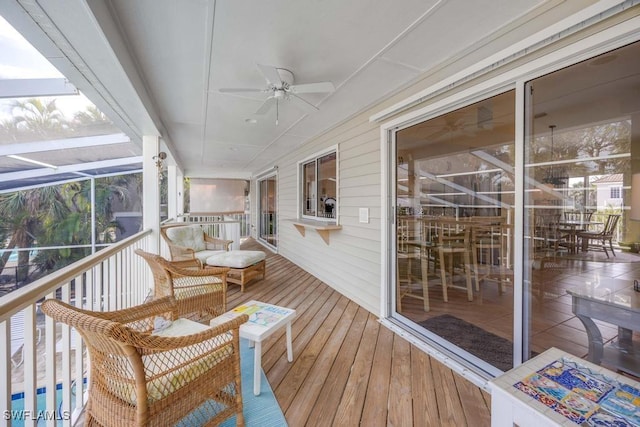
394, 91, 516, 374
523, 41, 639, 364
390, 40, 640, 374
258, 173, 277, 250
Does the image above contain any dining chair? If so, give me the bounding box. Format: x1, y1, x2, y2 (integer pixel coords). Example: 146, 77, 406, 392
471, 221, 511, 295
578, 214, 621, 258
433, 220, 476, 303
396, 218, 428, 311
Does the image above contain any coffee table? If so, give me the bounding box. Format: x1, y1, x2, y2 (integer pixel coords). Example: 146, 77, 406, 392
211, 300, 296, 395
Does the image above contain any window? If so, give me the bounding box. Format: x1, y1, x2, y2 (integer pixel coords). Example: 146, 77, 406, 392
300, 150, 337, 220
610, 186, 621, 199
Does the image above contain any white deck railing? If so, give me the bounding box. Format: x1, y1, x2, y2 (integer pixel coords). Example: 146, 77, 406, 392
0, 229, 155, 427
180, 212, 251, 237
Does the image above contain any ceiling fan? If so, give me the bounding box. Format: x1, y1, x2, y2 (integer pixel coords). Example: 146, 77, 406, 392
219, 64, 335, 125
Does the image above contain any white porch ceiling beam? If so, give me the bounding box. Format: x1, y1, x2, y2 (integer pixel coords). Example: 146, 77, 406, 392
0, 156, 142, 182
419, 170, 511, 209
471, 150, 567, 202
0, 133, 130, 156
0, 78, 78, 98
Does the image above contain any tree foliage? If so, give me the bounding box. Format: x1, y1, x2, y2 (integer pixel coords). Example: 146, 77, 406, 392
0, 99, 139, 287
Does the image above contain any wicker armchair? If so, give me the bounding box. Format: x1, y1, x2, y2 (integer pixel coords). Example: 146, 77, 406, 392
136, 249, 230, 322
161, 224, 232, 265
40, 296, 248, 427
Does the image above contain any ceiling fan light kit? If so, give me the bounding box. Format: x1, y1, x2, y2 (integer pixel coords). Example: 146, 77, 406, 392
220, 63, 335, 125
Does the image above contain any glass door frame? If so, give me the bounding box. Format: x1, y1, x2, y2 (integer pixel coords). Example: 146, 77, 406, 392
257, 170, 278, 252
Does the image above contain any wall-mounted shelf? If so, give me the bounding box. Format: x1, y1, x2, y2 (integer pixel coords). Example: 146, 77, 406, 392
288, 220, 342, 245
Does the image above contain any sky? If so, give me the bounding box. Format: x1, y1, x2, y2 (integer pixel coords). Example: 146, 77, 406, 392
0, 15, 93, 121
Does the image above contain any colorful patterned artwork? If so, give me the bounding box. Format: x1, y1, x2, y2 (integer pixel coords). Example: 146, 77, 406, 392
513, 357, 640, 426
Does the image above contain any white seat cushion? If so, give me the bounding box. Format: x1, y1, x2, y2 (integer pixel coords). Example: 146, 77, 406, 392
194, 249, 226, 264
206, 250, 266, 269
165, 225, 206, 252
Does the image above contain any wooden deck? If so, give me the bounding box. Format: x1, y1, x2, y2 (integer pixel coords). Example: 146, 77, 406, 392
228, 239, 492, 426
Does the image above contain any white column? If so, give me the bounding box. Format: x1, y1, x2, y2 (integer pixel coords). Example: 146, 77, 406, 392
167, 164, 178, 221
143, 135, 161, 253
177, 169, 185, 221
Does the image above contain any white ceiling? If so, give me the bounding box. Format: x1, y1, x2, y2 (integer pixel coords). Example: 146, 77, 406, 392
0, 0, 563, 179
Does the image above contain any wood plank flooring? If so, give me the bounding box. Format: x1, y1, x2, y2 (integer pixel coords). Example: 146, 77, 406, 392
227, 239, 492, 426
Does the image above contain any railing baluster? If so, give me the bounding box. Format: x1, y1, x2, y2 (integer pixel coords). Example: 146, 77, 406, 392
44, 292, 56, 427
23, 305, 37, 427
1, 230, 153, 424
59, 284, 72, 427
73, 276, 84, 425
1, 319, 10, 427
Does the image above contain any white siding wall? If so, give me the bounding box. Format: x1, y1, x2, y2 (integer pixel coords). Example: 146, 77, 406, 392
266, 118, 381, 313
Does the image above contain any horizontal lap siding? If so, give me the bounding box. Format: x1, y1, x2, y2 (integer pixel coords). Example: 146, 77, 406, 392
266, 114, 383, 314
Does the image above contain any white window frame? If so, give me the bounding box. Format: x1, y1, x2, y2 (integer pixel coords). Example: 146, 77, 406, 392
297, 145, 339, 223
255, 167, 278, 252
611, 186, 622, 199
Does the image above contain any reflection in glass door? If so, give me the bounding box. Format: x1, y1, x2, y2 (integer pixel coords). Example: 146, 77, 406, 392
523, 41, 639, 366
258, 174, 277, 250
389, 39, 640, 376
394, 91, 516, 373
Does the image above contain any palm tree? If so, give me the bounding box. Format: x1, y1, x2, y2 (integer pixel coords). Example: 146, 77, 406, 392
0, 187, 70, 281
0, 118, 20, 142
11, 98, 67, 138
73, 105, 110, 125
0, 101, 143, 285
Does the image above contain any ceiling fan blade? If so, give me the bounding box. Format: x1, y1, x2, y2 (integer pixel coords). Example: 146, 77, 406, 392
289, 94, 319, 114
255, 97, 276, 115
257, 64, 283, 87
219, 88, 266, 93
289, 81, 335, 94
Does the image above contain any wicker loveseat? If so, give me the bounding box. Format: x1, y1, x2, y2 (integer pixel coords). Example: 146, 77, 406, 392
161, 224, 232, 265
40, 296, 248, 427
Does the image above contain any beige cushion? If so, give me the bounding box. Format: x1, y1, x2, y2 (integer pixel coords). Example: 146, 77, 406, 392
165, 225, 206, 252
206, 250, 266, 269
107, 318, 232, 405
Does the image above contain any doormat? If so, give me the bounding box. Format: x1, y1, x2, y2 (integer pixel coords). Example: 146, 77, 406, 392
419, 314, 522, 372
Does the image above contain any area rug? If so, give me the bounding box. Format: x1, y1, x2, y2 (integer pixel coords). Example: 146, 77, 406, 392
219, 338, 288, 426
419, 314, 516, 372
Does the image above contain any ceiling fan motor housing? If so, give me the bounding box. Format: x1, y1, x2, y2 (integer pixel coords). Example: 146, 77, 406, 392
276, 68, 294, 88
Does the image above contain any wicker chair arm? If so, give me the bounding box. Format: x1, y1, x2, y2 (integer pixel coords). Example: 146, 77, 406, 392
168, 244, 197, 261
204, 234, 233, 251
163, 261, 230, 278
164, 258, 201, 269
134, 314, 248, 352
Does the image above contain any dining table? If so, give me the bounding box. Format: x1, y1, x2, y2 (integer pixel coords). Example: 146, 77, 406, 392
555, 220, 602, 253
